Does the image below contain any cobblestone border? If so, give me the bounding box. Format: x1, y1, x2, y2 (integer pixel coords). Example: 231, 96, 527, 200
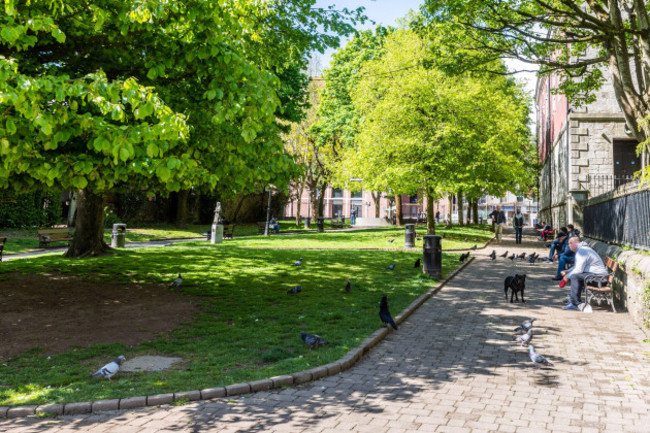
0, 258, 474, 420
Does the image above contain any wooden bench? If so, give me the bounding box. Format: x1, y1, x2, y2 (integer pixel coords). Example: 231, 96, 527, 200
223, 224, 235, 239
37, 228, 74, 248
0, 237, 6, 262
584, 256, 618, 312
330, 218, 345, 229
257, 221, 268, 234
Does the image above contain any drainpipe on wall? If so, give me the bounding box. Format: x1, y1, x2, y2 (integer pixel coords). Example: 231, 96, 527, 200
566, 97, 573, 226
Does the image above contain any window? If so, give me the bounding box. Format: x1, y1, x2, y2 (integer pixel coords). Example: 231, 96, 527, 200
332, 188, 343, 198
409, 195, 418, 204
351, 190, 363, 198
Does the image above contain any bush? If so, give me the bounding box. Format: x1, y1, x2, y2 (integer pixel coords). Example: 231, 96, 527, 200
0, 191, 63, 228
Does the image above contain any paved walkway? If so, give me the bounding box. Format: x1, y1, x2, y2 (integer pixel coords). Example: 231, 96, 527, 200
3, 234, 650, 432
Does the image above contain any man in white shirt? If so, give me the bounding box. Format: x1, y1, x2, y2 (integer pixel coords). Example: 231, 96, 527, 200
559, 236, 608, 310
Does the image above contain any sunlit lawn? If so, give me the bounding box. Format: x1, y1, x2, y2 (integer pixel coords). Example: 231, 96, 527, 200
0, 239, 461, 407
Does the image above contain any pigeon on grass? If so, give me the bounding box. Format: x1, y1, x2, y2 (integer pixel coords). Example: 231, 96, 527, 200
90, 355, 126, 382
459, 252, 470, 263
287, 285, 302, 294
414, 258, 421, 268
345, 279, 351, 293
379, 294, 398, 330
169, 274, 183, 288
516, 329, 533, 347
529, 345, 553, 368
514, 318, 536, 334
300, 331, 329, 349
293, 258, 303, 267
470, 244, 477, 251
387, 239, 395, 243
386, 263, 396, 270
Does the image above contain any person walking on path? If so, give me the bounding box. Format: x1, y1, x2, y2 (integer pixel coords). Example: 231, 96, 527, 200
494, 206, 506, 244
513, 208, 524, 244
351, 208, 357, 225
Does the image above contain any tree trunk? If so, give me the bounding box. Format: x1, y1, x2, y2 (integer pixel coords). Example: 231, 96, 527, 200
473, 200, 479, 224
317, 181, 327, 217
426, 191, 436, 235
295, 186, 303, 227
467, 198, 472, 224
231, 194, 247, 223
457, 191, 464, 226
64, 189, 109, 258
447, 194, 453, 227
371, 191, 380, 217
175, 189, 189, 228
395, 194, 403, 226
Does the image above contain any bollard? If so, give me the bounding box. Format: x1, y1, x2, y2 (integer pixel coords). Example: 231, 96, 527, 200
422, 235, 442, 278
317, 217, 325, 232
404, 224, 415, 248
304, 217, 311, 229
111, 223, 127, 248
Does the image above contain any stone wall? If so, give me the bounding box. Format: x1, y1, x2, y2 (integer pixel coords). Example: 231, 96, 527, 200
585, 238, 650, 332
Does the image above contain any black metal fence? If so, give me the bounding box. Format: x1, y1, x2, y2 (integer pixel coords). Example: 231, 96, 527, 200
587, 174, 639, 197
583, 187, 650, 250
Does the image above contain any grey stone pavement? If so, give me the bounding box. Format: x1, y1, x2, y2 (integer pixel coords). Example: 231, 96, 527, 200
3, 232, 650, 432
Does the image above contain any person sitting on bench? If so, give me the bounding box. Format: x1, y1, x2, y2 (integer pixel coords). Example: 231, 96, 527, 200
559, 236, 608, 310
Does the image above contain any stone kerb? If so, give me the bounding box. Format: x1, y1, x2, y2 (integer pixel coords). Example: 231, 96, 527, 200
1, 258, 475, 419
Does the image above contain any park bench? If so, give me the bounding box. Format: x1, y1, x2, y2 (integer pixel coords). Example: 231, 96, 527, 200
584, 256, 618, 312
330, 218, 345, 229
257, 221, 271, 234
37, 228, 74, 248
223, 224, 235, 239
0, 237, 6, 262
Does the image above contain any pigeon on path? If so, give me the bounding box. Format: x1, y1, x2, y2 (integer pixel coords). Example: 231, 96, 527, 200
379, 294, 398, 330
500, 251, 508, 258
287, 285, 302, 294
386, 263, 396, 270
526, 255, 536, 264
293, 258, 303, 267
345, 279, 351, 293
489, 250, 497, 261
516, 329, 533, 347
414, 258, 421, 268
470, 244, 477, 251
529, 345, 553, 367
300, 331, 329, 349
514, 318, 536, 334
90, 355, 126, 381
459, 252, 470, 262
519, 252, 526, 260
508, 254, 516, 261
169, 274, 182, 288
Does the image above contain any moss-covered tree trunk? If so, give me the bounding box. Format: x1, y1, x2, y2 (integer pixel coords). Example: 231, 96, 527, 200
447, 194, 453, 227
395, 194, 403, 226
64, 189, 109, 258
175, 189, 189, 228
426, 191, 436, 234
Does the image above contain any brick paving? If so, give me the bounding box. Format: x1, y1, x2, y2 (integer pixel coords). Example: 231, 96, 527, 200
3, 233, 650, 432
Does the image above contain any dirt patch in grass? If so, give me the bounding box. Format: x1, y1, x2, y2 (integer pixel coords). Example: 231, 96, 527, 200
0, 273, 198, 361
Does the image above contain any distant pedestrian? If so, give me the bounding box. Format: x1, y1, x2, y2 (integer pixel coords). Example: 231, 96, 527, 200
351, 208, 357, 225
435, 211, 440, 223
493, 206, 506, 244
513, 208, 524, 244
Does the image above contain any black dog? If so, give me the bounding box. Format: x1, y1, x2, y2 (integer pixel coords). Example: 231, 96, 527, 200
504, 274, 526, 303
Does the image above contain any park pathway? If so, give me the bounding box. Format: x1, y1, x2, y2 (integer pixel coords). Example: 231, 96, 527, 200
3, 233, 650, 432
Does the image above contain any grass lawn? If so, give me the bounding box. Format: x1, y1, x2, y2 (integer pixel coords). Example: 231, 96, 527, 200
224, 224, 493, 250
0, 241, 460, 407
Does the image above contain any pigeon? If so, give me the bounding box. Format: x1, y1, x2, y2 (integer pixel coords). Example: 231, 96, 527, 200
387, 239, 395, 243
508, 254, 516, 261
459, 252, 470, 262
528, 345, 553, 367
519, 252, 526, 260
514, 318, 536, 334
464, 237, 468, 241
169, 274, 182, 288
345, 279, 351, 293
516, 329, 533, 347
379, 294, 398, 330
287, 285, 302, 294
300, 331, 329, 349
527, 255, 536, 264
386, 263, 396, 270
90, 355, 126, 381
470, 244, 477, 250
293, 258, 303, 267
489, 250, 497, 261
414, 258, 421, 268
500, 251, 508, 258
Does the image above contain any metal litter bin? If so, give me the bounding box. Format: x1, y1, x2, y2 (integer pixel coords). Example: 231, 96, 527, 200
304, 217, 311, 229
111, 223, 127, 248
422, 235, 442, 278
405, 224, 415, 248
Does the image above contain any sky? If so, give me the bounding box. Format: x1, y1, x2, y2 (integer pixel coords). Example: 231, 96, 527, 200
312, 0, 538, 102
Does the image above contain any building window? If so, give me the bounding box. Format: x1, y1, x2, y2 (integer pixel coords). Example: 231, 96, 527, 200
332, 188, 343, 198
351, 190, 363, 198
409, 195, 418, 204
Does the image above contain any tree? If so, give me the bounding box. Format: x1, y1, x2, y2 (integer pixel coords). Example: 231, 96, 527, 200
343, 29, 533, 234
0, 0, 364, 256
422, 0, 650, 180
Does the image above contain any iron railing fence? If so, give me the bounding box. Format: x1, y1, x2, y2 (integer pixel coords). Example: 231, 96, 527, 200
582, 187, 650, 250
587, 174, 639, 198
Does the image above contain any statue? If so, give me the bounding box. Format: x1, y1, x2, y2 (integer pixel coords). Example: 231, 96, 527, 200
213, 202, 221, 225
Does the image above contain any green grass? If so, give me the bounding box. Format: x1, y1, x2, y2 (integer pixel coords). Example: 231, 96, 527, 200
0, 242, 458, 406
224, 224, 493, 250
